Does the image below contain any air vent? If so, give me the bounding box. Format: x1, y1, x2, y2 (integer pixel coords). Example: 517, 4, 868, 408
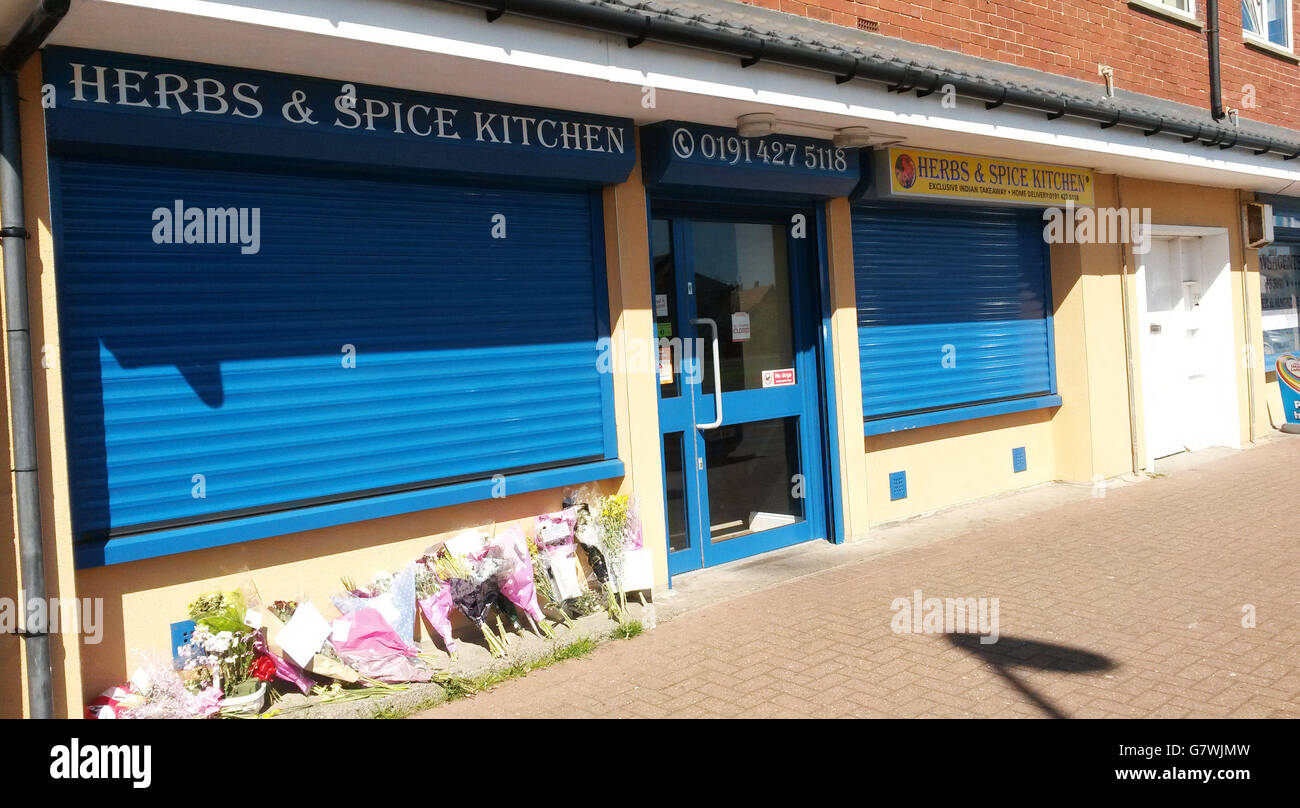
858, 18, 880, 32
889, 470, 907, 501
170, 620, 196, 662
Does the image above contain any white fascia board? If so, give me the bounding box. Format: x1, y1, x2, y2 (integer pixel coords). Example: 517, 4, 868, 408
50, 0, 1300, 194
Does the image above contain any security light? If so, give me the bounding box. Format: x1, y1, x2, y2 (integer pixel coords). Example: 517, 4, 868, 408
736, 112, 776, 137
832, 126, 904, 148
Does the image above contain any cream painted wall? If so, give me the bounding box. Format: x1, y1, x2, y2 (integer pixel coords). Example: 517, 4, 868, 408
824, 199, 870, 541
1049, 173, 1139, 484
601, 142, 670, 587
864, 410, 1058, 524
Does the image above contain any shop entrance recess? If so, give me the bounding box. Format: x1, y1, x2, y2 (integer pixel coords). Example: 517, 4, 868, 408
651, 206, 830, 575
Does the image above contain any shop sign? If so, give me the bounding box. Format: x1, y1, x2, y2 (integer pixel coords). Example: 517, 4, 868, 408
640, 121, 860, 198
873, 147, 1095, 206
42, 47, 636, 183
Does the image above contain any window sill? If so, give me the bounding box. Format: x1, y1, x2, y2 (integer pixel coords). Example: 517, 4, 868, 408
1127, 1, 1203, 31
864, 394, 1063, 436
1243, 34, 1299, 63
74, 458, 626, 568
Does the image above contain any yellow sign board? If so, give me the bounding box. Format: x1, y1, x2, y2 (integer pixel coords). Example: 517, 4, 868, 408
883, 147, 1094, 206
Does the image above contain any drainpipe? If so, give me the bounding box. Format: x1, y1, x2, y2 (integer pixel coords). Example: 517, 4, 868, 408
1206, 0, 1226, 121
1115, 177, 1141, 477
0, 0, 69, 720
1237, 189, 1257, 444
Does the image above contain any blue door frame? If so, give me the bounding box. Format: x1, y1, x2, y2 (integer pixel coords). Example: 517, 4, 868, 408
651, 202, 831, 576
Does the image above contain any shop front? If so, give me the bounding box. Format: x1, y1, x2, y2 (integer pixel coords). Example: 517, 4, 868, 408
846, 147, 1084, 518
8, 44, 1280, 717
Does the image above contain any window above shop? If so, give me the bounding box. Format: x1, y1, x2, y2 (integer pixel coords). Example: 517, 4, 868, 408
1130, 0, 1200, 27
1243, 0, 1294, 52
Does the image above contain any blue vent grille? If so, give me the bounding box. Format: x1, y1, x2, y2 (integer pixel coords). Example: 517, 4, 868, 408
889, 470, 907, 501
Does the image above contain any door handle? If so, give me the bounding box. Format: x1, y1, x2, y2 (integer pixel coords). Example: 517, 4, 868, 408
690, 317, 723, 430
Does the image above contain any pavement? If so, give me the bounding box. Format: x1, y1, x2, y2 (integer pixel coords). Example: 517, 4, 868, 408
412, 437, 1300, 718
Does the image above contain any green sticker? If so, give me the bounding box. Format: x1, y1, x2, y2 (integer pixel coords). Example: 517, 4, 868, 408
656, 322, 673, 338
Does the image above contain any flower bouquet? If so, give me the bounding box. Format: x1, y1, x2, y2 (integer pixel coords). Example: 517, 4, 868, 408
176, 620, 268, 715
264, 599, 359, 685
329, 606, 432, 684
532, 507, 599, 620
578, 495, 653, 622
429, 545, 512, 657
187, 590, 250, 634
527, 532, 574, 628
182, 591, 273, 707
414, 555, 458, 656
87, 651, 222, 719
331, 564, 416, 642
486, 525, 556, 638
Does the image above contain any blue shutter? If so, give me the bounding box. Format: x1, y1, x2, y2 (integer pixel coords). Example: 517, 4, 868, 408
55, 159, 611, 538
852, 203, 1053, 422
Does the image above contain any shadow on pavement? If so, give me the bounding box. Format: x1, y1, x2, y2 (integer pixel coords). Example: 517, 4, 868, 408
946, 633, 1116, 719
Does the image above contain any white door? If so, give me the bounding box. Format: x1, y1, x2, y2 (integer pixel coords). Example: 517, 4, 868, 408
1140, 238, 1188, 460
1137, 234, 1238, 466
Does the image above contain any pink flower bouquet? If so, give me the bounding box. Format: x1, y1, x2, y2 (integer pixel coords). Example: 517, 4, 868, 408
488, 525, 553, 638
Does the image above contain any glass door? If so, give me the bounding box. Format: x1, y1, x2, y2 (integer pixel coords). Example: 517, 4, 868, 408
652, 211, 827, 575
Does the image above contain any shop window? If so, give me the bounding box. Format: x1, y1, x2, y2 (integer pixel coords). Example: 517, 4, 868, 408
851, 204, 1057, 434
1261, 244, 1300, 365
55, 158, 616, 545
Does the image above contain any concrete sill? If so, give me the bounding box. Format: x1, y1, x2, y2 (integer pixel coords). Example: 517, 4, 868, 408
864, 394, 1063, 436
1243, 35, 1300, 64
1127, 0, 1203, 32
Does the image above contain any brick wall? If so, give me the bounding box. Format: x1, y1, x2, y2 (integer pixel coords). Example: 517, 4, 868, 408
736, 0, 1300, 132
